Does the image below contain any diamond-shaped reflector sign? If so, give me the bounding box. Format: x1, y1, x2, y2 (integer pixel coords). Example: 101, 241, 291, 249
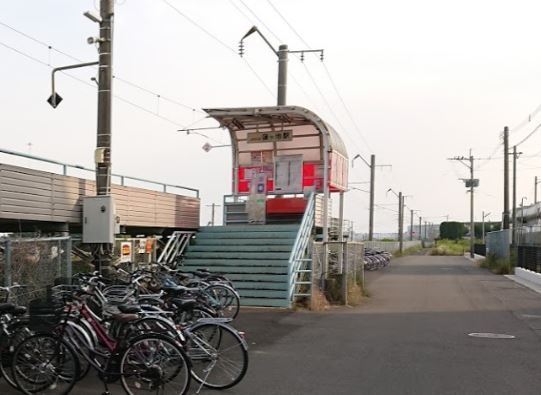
47, 93, 63, 108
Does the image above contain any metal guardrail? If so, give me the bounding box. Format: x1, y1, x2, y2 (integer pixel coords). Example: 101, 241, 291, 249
0, 147, 199, 198
288, 192, 315, 303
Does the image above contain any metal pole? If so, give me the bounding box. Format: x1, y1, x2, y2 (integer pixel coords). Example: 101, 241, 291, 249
368, 154, 375, 241
4, 240, 12, 286
398, 192, 403, 253
66, 238, 72, 283
512, 145, 517, 246
482, 211, 485, 244
419, 216, 422, 241
535, 176, 538, 204
277, 44, 288, 105
470, 152, 474, 258
503, 126, 510, 229
410, 209, 414, 241
211, 203, 216, 226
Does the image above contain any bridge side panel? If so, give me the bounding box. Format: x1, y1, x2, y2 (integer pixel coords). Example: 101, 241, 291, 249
0, 164, 199, 229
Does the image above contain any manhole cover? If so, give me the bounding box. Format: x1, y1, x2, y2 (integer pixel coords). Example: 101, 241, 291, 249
468, 333, 516, 339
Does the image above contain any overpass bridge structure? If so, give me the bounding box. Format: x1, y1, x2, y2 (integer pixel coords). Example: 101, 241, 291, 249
0, 149, 200, 234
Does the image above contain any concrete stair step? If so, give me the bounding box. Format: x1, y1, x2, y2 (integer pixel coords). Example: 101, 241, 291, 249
182, 258, 288, 267
194, 238, 294, 246
195, 231, 298, 239
189, 245, 292, 253
180, 265, 288, 274
234, 281, 289, 290
239, 289, 288, 299
199, 224, 299, 233
183, 272, 289, 283
184, 251, 290, 260
240, 297, 290, 308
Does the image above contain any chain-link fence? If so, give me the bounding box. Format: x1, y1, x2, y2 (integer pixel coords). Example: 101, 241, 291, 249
312, 241, 364, 304
0, 236, 72, 305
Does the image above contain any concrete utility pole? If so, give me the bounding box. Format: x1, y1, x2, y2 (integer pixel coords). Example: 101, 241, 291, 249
239, 26, 323, 106
535, 176, 540, 204
353, 154, 391, 241
482, 211, 491, 244
511, 145, 522, 246
398, 192, 404, 253
95, 0, 114, 197
369, 155, 376, 241
410, 209, 420, 241
503, 126, 510, 229
419, 216, 422, 241
448, 152, 476, 258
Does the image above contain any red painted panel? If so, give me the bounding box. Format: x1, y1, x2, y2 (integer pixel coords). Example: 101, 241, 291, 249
267, 197, 307, 214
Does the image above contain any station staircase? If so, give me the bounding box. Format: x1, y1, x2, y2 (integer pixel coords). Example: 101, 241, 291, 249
181, 224, 301, 308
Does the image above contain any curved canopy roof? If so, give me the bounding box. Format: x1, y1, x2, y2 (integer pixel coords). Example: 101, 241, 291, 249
203, 106, 348, 163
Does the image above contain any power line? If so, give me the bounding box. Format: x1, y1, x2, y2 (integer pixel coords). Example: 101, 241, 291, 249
265, 1, 374, 154
513, 121, 541, 147
509, 102, 541, 134
0, 39, 189, 128
0, 18, 204, 115
161, 0, 274, 97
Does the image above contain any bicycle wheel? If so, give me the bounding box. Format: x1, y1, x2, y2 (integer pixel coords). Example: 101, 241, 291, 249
204, 284, 240, 319
120, 333, 191, 395
0, 320, 33, 390
12, 333, 80, 395
185, 322, 248, 389
62, 320, 94, 381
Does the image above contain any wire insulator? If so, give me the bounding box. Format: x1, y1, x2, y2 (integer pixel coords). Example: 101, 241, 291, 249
238, 41, 244, 57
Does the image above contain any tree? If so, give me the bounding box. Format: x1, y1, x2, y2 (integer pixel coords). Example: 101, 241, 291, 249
440, 221, 467, 240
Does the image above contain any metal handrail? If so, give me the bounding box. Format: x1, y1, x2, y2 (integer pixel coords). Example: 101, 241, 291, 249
0, 147, 199, 198
288, 192, 316, 302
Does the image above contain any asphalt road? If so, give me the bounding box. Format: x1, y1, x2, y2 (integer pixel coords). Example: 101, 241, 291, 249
3, 255, 541, 394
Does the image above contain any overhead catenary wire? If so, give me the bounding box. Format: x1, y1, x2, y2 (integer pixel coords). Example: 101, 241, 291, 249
161, 0, 274, 98
266, 0, 374, 155
0, 40, 189, 129
0, 18, 204, 115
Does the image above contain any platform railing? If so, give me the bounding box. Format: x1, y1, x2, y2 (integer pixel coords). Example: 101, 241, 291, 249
288, 192, 315, 304
0, 147, 199, 198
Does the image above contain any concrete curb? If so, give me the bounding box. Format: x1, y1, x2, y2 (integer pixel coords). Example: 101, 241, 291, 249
505, 274, 541, 295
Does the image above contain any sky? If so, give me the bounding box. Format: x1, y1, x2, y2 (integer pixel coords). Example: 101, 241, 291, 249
2, 0, 541, 233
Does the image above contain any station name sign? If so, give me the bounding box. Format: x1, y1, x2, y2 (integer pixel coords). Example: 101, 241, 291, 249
247, 130, 293, 143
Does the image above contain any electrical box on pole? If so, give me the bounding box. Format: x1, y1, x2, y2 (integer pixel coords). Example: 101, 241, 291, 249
82, 196, 119, 243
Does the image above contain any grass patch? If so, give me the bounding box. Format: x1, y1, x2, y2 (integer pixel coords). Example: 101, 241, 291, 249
394, 244, 424, 257
430, 239, 469, 256
479, 254, 514, 275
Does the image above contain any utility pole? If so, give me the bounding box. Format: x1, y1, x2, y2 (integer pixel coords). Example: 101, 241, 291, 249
239, 26, 323, 106
353, 154, 391, 241
398, 192, 404, 253
482, 211, 491, 244
419, 216, 422, 241
206, 203, 221, 226
535, 176, 540, 204
410, 209, 414, 241
369, 154, 376, 241
95, 0, 114, 197
511, 145, 522, 246
503, 126, 510, 229
448, 152, 476, 258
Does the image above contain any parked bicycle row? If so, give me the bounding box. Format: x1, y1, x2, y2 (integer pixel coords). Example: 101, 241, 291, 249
0, 262, 247, 395
364, 248, 392, 271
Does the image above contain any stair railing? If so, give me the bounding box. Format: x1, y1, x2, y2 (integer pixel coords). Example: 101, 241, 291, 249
288, 192, 316, 303
157, 231, 195, 265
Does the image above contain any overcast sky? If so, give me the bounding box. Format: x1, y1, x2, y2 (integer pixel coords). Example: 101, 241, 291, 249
2, 0, 541, 233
